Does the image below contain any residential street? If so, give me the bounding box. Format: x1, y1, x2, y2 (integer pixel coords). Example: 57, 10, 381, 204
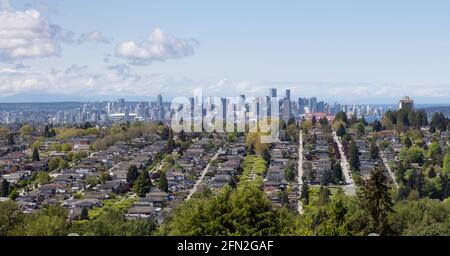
297, 131, 304, 214
332, 131, 356, 196
186, 147, 223, 200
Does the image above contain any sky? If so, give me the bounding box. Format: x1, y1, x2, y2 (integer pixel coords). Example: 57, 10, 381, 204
0, 0, 449, 104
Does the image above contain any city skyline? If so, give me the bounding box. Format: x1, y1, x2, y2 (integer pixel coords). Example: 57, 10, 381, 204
1, 1, 450, 104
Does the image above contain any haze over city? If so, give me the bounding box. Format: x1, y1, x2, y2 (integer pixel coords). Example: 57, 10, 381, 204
0, 0, 449, 104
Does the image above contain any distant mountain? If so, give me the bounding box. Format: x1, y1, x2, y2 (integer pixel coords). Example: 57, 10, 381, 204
0, 92, 97, 103
423, 106, 450, 117
0, 91, 155, 103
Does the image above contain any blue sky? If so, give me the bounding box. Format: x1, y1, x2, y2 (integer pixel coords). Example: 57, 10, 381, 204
0, 0, 449, 103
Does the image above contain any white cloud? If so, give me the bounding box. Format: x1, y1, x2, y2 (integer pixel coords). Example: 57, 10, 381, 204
0, 0, 12, 11
0, 64, 449, 103
0, 66, 196, 98
116, 28, 199, 65
0, 7, 111, 61
0, 9, 62, 60
78, 31, 110, 44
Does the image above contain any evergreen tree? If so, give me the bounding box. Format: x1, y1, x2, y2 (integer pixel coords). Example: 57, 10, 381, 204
324, 189, 349, 235
300, 183, 310, 205
161, 126, 170, 140
336, 123, 346, 137
288, 117, 296, 126
32, 147, 40, 162
79, 207, 89, 220
429, 126, 436, 133
317, 186, 330, 207
279, 190, 289, 207
311, 116, 317, 126
166, 128, 176, 153
0, 179, 10, 197
439, 174, 449, 200
372, 120, 382, 132
158, 172, 169, 192
335, 111, 348, 126
262, 148, 271, 166
284, 165, 295, 182
359, 168, 394, 235
133, 171, 153, 197
179, 130, 186, 142
348, 140, 360, 171
6, 133, 14, 145
403, 137, 412, 148
44, 125, 50, 137
369, 138, 379, 160
333, 161, 343, 183
247, 144, 255, 155
126, 165, 139, 184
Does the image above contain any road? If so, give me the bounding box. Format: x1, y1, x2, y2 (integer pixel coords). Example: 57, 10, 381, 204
378, 144, 399, 188
186, 147, 223, 201
297, 131, 304, 214
332, 131, 356, 196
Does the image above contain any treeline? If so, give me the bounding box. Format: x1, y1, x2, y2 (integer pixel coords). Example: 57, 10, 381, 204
0, 200, 156, 236
159, 169, 450, 236
378, 109, 449, 132
92, 121, 161, 150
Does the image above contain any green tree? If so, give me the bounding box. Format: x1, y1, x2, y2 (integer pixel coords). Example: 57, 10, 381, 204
348, 140, 360, 172
161, 126, 170, 140
126, 165, 139, 184
158, 172, 169, 192
32, 147, 40, 162
284, 163, 296, 182
372, 120, 382, 132
79, 207, 89, 221
430, 112, 448, 132
44, 125, 50, 137
133, 171, 153, 197
336, 123, 346, 137
262, 148, 271, 166
166, 183, 287, 236
427, 142, 442, 165
11, 206, 69, 236
0, 200, 24, 235
58, 160, 69, 170
317, 186, 330, 207
300, 183, 310, 205
369, 138, 379, 160
61, 143, 72, 152
279, 190, 289, 207
439, 174, 449, 200
322, 189, 349, 235
6, 133, 14, 145
20, 124, 32, 137
335, 111, 348, 126
403, 137, 412, 148
37, 172, 51, 185
48, 157, 62, 171
444, 153, 450, 175
0, 180, 10, 197
359, 168, 394, 235
355, 123, 365, 136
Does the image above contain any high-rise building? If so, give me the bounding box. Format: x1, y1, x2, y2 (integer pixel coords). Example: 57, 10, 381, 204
270, 88, 277, 98
285, 89, 291, 101
398, 96, 414, 111
157, 94, 163, 107
282, 99, 292, 122
309, 97, 317, 113
118, 98, 125, 111
298, 98, 307, 115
